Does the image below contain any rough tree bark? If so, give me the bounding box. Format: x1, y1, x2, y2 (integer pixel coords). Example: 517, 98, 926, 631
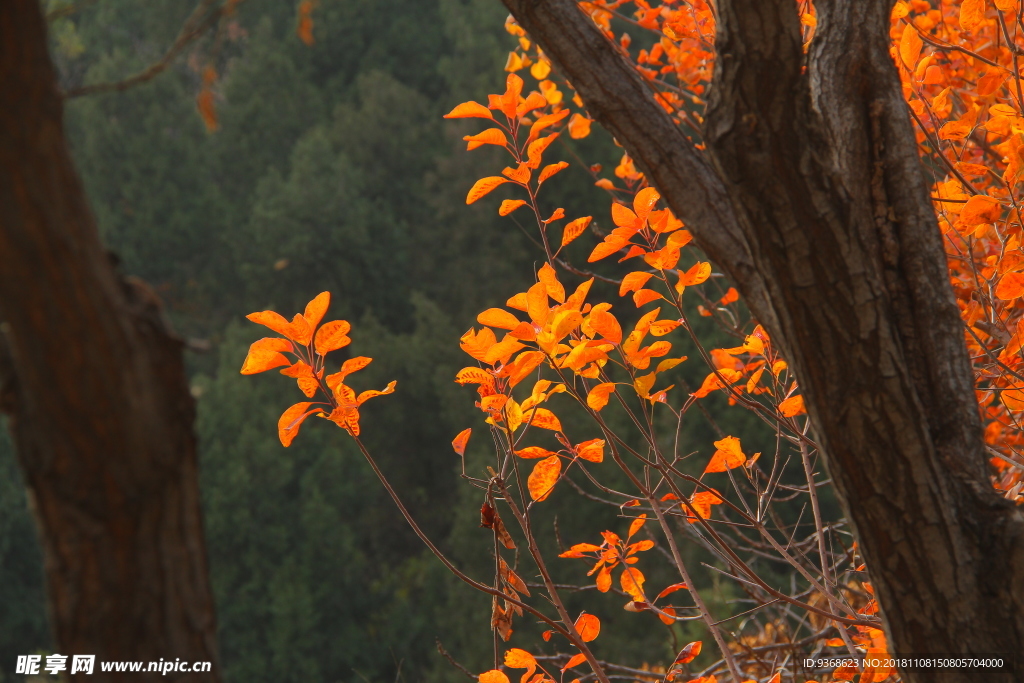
500, 0, 1024, 681
0, 2, 221, 681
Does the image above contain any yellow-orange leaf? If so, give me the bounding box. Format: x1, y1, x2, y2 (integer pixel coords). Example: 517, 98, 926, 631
649, 320, 681, 336
528, 108, 570, 143
779, 394, 806, 417
676, 262, 712, 289
314, 320, 352, 355
504, 649, 536, 671
455, 366, 494, 385
574, 613, 600, 642
523, 407, 562, 431
657, 606, 676, 625
461, 327, 498, 361
278, 402, 319, 447
590, 309, 622, 344
959, 195, 1002, 226
960, 0, 985, 31
628, 513, 647, 537
467, 177, 510, 204
502, 164, 532, 184
500, 199, 528, 216
444, 101, 494, 120
587, 383, 616, 411
528, 455, 561, 501
568, 113, 592, 138
241, 338, 293, 374
588, 235, 629, 262
516, 446, 557, 459
561, 654, 587, 671
561, 216, 592, 247
899, 26, 922, 69
478, 308, 522, 330
620, 566, 645, 601
575, 438, 605, 463
452, 428, 471, 456
705, 436, 746, 473
464, 128, 509, 150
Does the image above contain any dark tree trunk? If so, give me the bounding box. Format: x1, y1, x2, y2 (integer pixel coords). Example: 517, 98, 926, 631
499, 0, 1024, 681
0, 2, 221, 681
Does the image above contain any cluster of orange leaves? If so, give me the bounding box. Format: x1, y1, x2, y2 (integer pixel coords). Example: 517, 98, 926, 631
240, 292, 395, 444
891, 0, 1024, 502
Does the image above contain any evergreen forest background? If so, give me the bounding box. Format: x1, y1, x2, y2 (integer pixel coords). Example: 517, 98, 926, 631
0, 2, 791, 681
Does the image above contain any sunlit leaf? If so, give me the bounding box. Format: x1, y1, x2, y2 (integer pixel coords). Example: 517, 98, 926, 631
240, 338, 293, 375
444, 101, 494, 120
452, 428, 471, 456
574, 613, 600, 642
528, 455, 561, 501
314, 320, 352, 355
278, 402, 319, 447
467, 176, 511, 204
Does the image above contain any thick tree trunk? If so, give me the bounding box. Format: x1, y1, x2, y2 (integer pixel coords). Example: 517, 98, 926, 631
0, 2, 221, 681
500, 1, 1024, 681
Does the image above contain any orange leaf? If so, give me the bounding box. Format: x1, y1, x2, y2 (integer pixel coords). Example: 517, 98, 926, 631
464, 128, 509, 150
240, 338, 294, 374
587, 383, 616, 411
676, 262, 712, 289
516, 446, 557, 459
959, 195, 1002, 226
620, 566, 646, 601
574, 613, 601, 642
500, 199, 528, 216
303, 291, 331, 329
467, 177, 510, 204
996, 272, 1024, 300
628, 513, 647, 537
633, 187, 660, 222
620, 271, 653, 297
960, 0, 985, 31
568, 113, 592, 138
705, 436, 746, 473
452, 428, 471, 456
478, 308, 522, 330
539, 161, 569, 185
444, 101, 494, 120
596, 565, 613, 592
326, 356, 373, 390
504, 649, 537, 672
314, 319, 352, 355
899, 26, 922, 69
523, 407, 562, 431
278, 402, 319, 447
526, 132, 559, 168
588, 235, 629, 262
575, 438, 605, 463
673, 641, 702, 665
560, 216, 592, 247
655, 582, 688, 600
632, 289, 663, 307
528, 108, 570, 143
657, 606, 676, 625
479, 671, 511, 683
296, 1, 316, 45
779, 394, 806, 417
528, 455, 562, 501
649, 320, 681, 336
561, 653, 587, 671
357, 380, 396, 405
589, 309, 622, 343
